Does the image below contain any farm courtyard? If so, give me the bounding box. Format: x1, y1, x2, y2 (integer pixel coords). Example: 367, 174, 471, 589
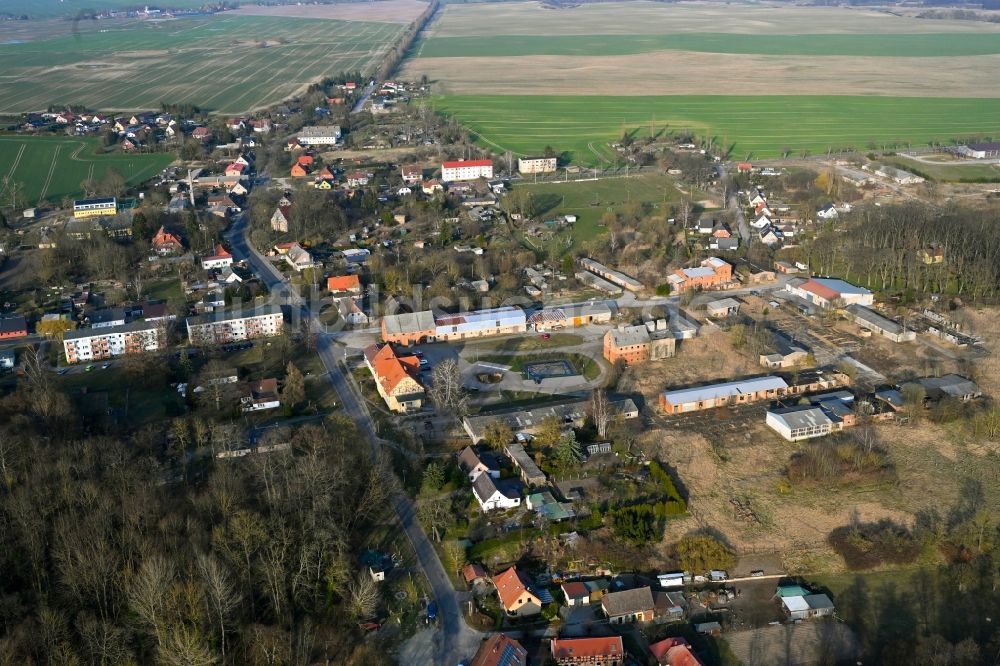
400, 0, 1000, 162
0, 9, 416, 115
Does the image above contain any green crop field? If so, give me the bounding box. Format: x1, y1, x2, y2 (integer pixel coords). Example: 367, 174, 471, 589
414, 32, 1000, 58
1, 0, 211, 19
434, 95, 1000, 164
0, 135, 174, 206
0, 14, 403, 114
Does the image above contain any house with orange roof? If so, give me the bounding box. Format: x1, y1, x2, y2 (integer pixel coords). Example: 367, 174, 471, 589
648, 637, 704, 666
224, 162, 246, 177
362, 343, 424, 413
151, 226, 183, 255
492, 566, 542, 617
327, 274, 361, 294
550, 636, 625, 666
315, 166, 334, 181
296, 155, 314, 167
201, 244, 233, 270
291, 163, 310, 178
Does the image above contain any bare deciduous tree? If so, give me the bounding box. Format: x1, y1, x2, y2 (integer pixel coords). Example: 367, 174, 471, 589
589, 389, 611, 440
347, 573, 379, 621
427, 359, 468, 417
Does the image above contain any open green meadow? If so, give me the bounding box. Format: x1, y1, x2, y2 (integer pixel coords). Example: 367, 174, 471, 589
414, 32, 1000, 58
0, 135, 174, 205
0, 14, 403, 114
434, 95, 1000, 164
1, 0, 210, 19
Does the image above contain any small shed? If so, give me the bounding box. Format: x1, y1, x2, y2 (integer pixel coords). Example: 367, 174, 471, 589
706, 298, 741, 318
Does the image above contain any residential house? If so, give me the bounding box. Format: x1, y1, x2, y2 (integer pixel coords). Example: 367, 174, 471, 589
472, 473, 521, 512
492, 567, 542, 617
918, 246, 944, 264
758, 225, 782, 246
747, 188, 766, 206
0, 315, 29, 339
469, 634, 527, 666
250, 118, 272, 134
296, 125, 342, 146
602, 586, 656, 624
191, 127, 210, 142
151, 226, 183, 255
290, 163, 310, 178
224, 162, 246, 177
334, 296, 368, 325
816, 203, 838, 219
561, 581, 591, 607
201, 244, 233, 270
89, 307, 126, 329
346, 172, 370, 188
271, 205, 291, 233
550, 637, 625, 666
462, 563, 488, 588
283, 243, 314, 272
777, 585, 835, 620
666, 257, 733, 293
401, 164, 423, 184
709, 236, 739, 251
362, 343, 424, 413
327, 274, 361, 294
458, 446, 499, 482
649, 637, 705, 666
240, 378, 280, 412
422, 179, 444, 195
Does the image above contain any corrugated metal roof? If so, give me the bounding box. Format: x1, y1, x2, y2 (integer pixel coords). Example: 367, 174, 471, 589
662, 376, 787, 406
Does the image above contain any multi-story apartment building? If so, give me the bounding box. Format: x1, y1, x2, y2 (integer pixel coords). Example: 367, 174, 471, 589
185, 306, 283, 346
295, 125, 342, 146
63, 321, 163, 364
73, 197, 117, 219
441, 159, 493, 182
517, 156, 557, 174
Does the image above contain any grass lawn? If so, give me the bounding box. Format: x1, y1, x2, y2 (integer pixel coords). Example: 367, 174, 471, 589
59, 364, 184, 424
465, 332, 583, 353
507, 173, 688, 248
0, 135, 174, 206
880, 155, 1000, 183
433, 95, 1000, 164
145, 278, 184, 303
0, 14, 403, 114
416, 32, 1000, 58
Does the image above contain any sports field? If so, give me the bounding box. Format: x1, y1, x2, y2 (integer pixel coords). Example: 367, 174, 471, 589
435, 95, 1000, 163
402, 1, 1000, 163
0, 135, 174, 206
0, 13, 405, 114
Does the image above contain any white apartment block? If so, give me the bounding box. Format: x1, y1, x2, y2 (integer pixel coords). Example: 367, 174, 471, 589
185, 306, 284, 346
63, 322, 163, 364
517, 156, 557, 174
441, 159, 493, 182
296, 125, 342, 146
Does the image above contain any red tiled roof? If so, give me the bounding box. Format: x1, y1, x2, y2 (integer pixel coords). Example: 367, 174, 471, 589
561, 581, 589, 599
470, 634, 527, 666
492, 566, 537, 612
801, 278, 840, 302
551, 636, 624, 661
462, 563, 487, 583
363, 343, 421, 395
206, 244, 231, 259
649, 638, 704, 666
443, 159, 492, 169
327, 275, 360, 293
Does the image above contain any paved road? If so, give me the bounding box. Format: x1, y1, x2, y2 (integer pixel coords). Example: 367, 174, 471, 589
351, 81, 377, 114
224, 215, 477, 665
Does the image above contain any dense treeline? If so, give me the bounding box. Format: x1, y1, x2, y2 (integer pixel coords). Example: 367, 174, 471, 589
0, 367, 394, 664
804, 202, 1000, 298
